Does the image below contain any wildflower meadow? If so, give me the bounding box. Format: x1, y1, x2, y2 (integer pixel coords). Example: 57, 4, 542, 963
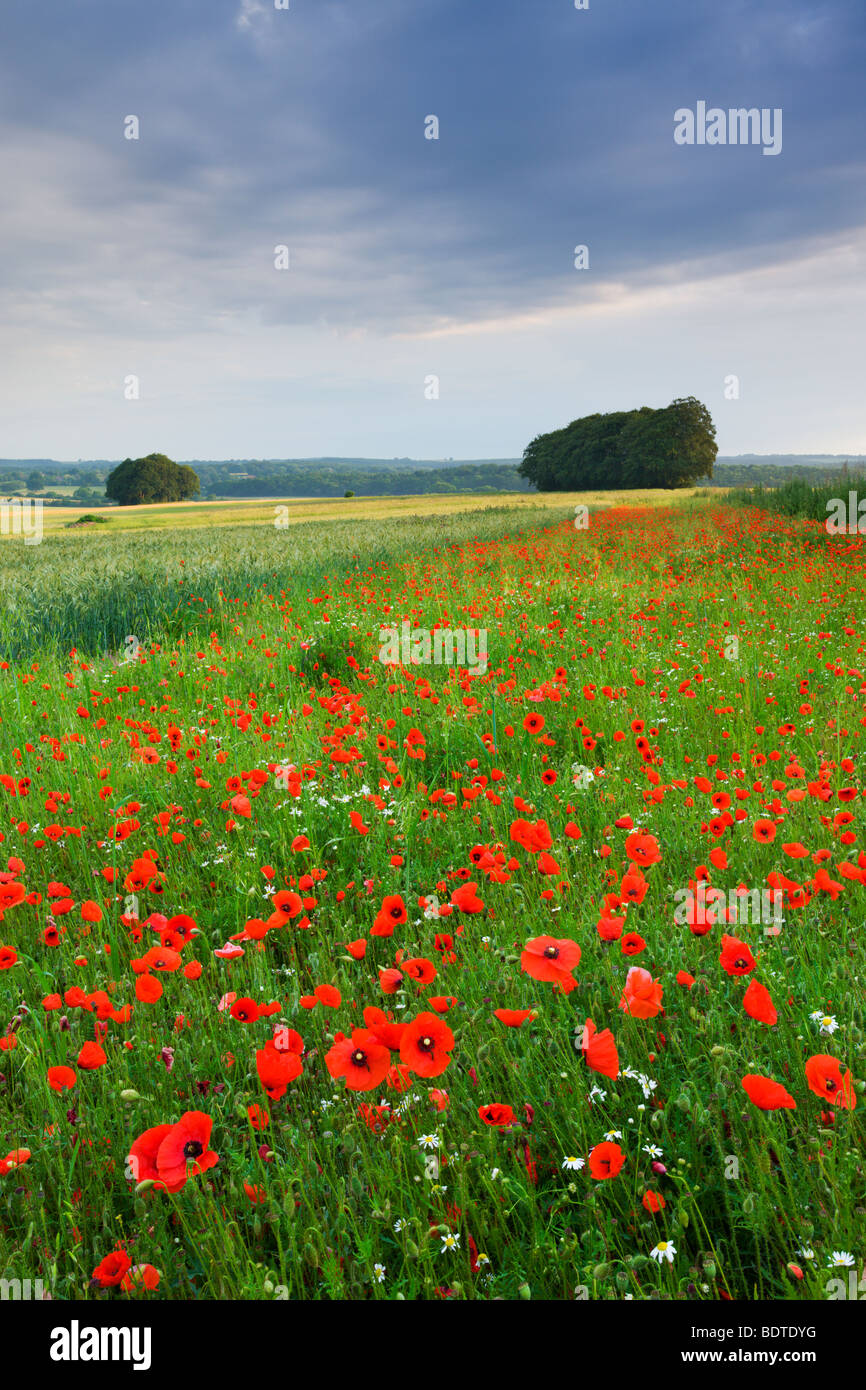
0, 495, 863, 1313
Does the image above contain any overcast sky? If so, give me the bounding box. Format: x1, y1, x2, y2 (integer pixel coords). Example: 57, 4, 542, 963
1, 0, 864, 461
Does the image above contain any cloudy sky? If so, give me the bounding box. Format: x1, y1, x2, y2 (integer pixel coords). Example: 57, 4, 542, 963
1, 0, 864, 461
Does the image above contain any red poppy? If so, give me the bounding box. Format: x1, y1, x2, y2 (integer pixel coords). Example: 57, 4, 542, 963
155, 1111, 219, 1188
256, 1046, 303, 1099
77, 1040, 107, 1070
326, 1028, 391, 1091
478, 1103, 517, 1127
579, 1018, 619, 1078
363, 1006, 405, 1050
230, 996, 260, 1023
642, 1190, 666, 1213
47, 1065, 77, 1092
128, 1124, 178, 1189
719, 934, 757, 977
493, 1008, 536, 1027
804, 1055, 857, 1109
741, 1074, 796, 1111
371, 894, 407, 937
399, 1012, 455, 1077
619, 966, 663, 1019
521, 936, 581, 990
92, 1249, 132, 1288
742, 978, 777, 1025
624, 832, 661, 866
588, 1141, 625, 1180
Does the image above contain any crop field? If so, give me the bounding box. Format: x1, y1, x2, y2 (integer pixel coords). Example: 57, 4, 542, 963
0, 496, 863, 1302
2, 485, 711, 537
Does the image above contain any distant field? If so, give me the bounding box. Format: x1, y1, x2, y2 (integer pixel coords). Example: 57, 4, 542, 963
4, 487, 714, 537
0, 488, 713, 660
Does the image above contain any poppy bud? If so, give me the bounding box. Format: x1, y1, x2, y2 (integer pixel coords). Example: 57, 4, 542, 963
517, 1282, 531, 1300
120, 1089, 141, 1102
134, 1178, 155, 1193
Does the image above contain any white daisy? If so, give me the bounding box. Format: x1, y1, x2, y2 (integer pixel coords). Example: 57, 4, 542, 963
562, 1155, 585, 1171
440, 1232, 461, 1254
650, 1240, 677, 1265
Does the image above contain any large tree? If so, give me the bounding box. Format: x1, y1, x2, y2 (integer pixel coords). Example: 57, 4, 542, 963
519, 398, 716, 490
105, 454, 200, 505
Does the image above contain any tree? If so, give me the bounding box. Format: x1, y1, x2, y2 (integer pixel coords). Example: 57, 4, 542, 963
620, 397, 716, 488
105, 454, 200, 505
519, 399, 717, 491
27, 470, 46, 492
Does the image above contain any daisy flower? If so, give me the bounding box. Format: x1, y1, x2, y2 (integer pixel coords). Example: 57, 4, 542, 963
650, 1240, 677, 1265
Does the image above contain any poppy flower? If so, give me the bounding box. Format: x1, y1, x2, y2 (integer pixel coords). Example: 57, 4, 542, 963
326, 1028, 391, 1092
135, 973, 163, 1003
154, 1111, 219, 1188
479, 1103, 516, 1127
619, 966, 663, 1019
621, 932, 646, 955
400, 1013, 455, 1077
521, 936, 581, 989
400, 957, 437, 986
741, 1075, 796, 1111
92, 1249, 132, 1287
256, 1046, 303, 1100
450, 882, 485, 913
642, 1190, 666, 1213
128, 1124, 177, 1189
804, 1055, 857, 1109
588, 1141, 625, 1180
720, 934, 757, 976
230, 997, 260, 1023
363, 1006, 405, 1050
371, 894, 407, 937
753, 819, 777, 843
47, 1065, 77, 1092
77, 1041, 107, 1070
579, 1018, 619, 1079
493, 1008, 536, 1027
624, 832, 661, 866
742, 979, 777, 1025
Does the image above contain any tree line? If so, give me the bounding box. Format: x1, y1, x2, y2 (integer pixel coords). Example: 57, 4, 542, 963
518, 397, 717, 490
